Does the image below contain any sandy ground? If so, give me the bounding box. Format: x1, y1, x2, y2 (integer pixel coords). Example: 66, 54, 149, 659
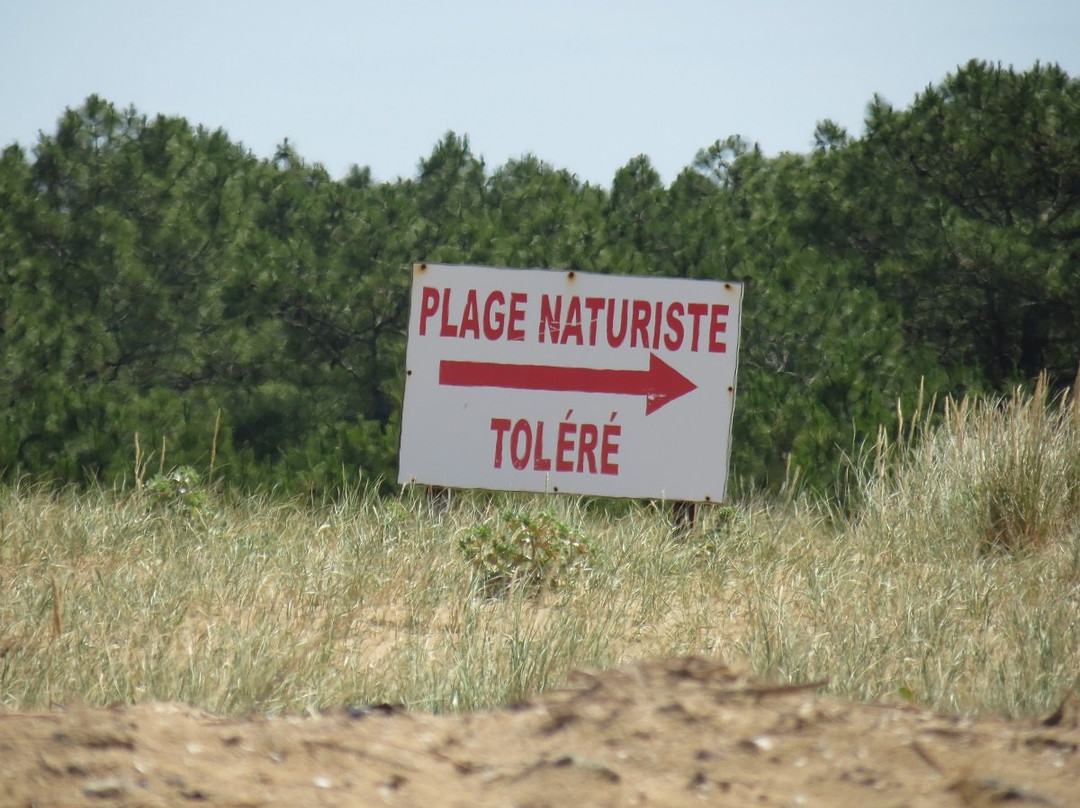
2, 657, 1078, 807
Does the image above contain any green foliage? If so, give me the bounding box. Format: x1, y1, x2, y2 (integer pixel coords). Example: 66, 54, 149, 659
2, 62, 1078, 498
459, 510, 594, 596
144, 465, 209, 517
829, 61, 1080, 392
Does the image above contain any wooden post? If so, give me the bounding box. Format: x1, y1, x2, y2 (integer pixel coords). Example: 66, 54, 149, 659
426, 485, 451, 515
671, 500, 698, 539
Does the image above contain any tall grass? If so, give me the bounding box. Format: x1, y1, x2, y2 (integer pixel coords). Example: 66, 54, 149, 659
1, 381, 1078, 718
857, 374, 1080, 555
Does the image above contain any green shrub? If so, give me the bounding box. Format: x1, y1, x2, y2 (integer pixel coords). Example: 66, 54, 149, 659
459, 510, 593, 596
145, 465, 209, 516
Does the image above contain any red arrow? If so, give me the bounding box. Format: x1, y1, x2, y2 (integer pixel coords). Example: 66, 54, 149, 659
438, 352, 697, 415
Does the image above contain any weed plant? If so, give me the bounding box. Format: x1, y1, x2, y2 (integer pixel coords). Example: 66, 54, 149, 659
1, 382, 1078, 718
459, 509, 593, 597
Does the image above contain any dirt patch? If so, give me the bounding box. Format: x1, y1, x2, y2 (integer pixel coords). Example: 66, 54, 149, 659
2, 657, 1077, 807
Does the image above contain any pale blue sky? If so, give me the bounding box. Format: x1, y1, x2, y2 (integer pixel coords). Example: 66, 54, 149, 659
3, 0, 1078, 187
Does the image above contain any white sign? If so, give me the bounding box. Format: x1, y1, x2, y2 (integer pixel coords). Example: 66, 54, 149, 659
398, 263, 742, 502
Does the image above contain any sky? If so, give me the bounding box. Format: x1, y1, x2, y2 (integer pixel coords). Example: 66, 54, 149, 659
3, 0, 1079, 188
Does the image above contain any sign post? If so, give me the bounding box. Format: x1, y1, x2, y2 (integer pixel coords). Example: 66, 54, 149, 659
398, 263, 742, 503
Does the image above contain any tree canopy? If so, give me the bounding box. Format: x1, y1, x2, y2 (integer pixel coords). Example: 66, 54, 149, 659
2, 60, 1077, 497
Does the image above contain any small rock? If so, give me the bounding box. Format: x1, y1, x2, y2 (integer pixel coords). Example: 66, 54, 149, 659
83, 778, 132, 798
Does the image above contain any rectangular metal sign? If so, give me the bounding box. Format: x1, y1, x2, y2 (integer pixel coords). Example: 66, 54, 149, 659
398, 263, 742, 502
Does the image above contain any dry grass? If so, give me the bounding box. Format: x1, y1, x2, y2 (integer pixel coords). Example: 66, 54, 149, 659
1, 382, 1078, 718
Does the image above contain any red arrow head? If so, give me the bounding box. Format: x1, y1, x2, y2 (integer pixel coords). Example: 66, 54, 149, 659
645, 353, 698, 415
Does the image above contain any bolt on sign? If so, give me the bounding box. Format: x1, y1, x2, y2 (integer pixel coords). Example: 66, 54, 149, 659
398, 263, 743, 502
